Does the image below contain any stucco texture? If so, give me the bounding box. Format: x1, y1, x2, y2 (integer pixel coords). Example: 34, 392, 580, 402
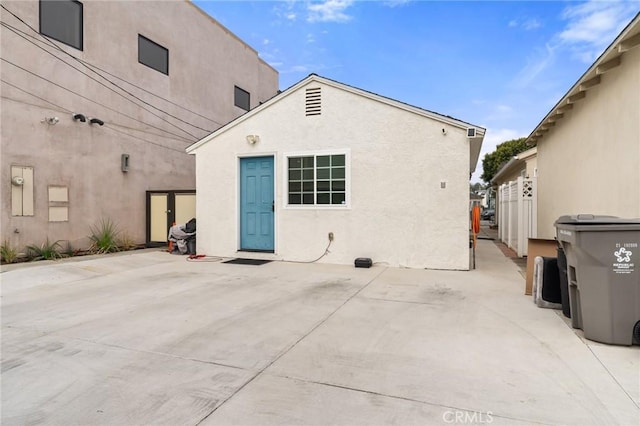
535, 46, 640, 239
194, 80, 474, 270
1, 1, 278, 252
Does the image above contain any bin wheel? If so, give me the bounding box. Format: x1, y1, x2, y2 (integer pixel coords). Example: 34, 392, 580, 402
634, 321, 640, 344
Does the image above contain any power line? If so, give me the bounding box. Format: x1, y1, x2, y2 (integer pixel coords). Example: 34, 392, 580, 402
0, 19, 222, 128
104, 125, 189, 154
0, 19, 203, 140
1, 78, 73, 113
1, 78, 189, 153
1, 57, 195, 143
0, 4, 216, 136
0, 19, 224, 129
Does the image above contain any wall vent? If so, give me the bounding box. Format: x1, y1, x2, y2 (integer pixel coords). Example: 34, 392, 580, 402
305, 87, 321, 116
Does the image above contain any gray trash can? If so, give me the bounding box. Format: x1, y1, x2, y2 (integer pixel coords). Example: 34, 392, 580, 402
555, 214, 640, 345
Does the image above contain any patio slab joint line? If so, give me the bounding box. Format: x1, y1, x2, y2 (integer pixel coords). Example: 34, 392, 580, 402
586, 344, 640, 409
194, 266, 390, 425
270, 374, 549, 426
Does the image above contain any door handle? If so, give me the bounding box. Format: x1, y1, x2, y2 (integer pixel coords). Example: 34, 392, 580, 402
272, 201, 274, 212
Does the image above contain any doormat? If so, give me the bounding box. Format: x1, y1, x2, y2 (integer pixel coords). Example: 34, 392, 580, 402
223, 258, 272, 266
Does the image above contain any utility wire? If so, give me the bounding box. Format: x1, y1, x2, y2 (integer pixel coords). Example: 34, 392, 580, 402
0, 20, 203, 140
0, 5, 216, 135
104, 125, 188, 154
0, 20, 223, 129
1, 79, 191, 146
1, 58, 194, 144
1, 78, 188, 154
0, 19, 222, 128
1, 78, 73, 113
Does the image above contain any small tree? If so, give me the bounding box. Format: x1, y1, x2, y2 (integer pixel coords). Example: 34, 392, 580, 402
481, 137, 530, 184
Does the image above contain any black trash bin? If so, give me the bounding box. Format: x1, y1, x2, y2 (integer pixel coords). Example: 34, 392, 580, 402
556, 247, 571, 318
555, 214, 640, 345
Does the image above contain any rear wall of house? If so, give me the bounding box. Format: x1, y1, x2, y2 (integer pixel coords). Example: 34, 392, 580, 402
195, 81, 472, 270
1, 1, 278, 253
536, 46, 640, 239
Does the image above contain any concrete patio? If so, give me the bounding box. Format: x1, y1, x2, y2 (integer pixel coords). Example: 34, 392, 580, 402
1, 240, 638, 425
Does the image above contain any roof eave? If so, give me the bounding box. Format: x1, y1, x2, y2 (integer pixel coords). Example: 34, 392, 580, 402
525, 13, 640, 146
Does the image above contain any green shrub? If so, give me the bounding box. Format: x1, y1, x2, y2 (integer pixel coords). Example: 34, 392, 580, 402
88, 219, 121, 254
1, 240, 18, 264
27, 239, 62, 261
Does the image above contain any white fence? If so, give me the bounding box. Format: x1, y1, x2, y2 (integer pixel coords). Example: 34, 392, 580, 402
498, 177, 537, 257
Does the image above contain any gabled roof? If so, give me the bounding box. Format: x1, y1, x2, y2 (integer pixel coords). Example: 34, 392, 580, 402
526, 13, 640, 145
186, 74, 485, 171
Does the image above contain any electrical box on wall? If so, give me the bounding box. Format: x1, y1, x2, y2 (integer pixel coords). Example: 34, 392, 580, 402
121, 154, 130, 172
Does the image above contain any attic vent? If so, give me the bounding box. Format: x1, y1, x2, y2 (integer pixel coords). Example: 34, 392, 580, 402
305, 87, 321, 116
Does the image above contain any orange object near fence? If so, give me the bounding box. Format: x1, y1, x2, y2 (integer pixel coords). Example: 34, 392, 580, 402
471, 205, 481, 234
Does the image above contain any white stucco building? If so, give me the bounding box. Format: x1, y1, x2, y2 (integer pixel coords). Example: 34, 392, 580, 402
187, 75, 485, 270
526, 13, 640, 238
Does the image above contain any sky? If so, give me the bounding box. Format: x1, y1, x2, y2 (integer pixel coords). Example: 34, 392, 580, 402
193, 0, 639, 182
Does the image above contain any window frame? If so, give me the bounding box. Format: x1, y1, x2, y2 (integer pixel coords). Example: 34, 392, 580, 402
39, 0, 83, 51
283, 149, 350, 209
138, 34, 169, 75
234, 85, 250, 111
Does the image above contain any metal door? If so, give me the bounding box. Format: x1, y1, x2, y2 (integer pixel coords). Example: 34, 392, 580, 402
240, 156, 274, 251
146, 191, 196, 246
149, 193, 168, 243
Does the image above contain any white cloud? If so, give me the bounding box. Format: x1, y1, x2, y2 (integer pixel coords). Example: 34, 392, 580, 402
307, 33, 316, 43
383, 0, 412, 7
271, 2, 299, 23
558, 0, 638, 62
512, 43, 557, 89
307, 0, 354, 23
511, 1, 636, 88
523, 19, 541, 30
508, 18, 542, 31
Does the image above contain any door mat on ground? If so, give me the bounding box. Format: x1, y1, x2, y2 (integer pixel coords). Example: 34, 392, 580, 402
223, 258, 272, 265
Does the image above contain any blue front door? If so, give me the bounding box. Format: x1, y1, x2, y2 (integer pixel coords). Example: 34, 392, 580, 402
240, 156, 274, 251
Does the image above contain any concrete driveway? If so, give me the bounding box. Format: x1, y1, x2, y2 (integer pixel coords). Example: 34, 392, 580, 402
2, 241, 638, 425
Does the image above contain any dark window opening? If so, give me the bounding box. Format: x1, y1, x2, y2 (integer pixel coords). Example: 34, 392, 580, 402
288, 154, 346, 206
234, 86, 250, 111
39, 0, 83, 50
138, 35, 168, 75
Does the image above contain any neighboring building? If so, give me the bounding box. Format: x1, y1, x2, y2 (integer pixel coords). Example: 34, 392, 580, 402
491, 147, 538, 257
526, 13, 640, 239
1, 0, 278, 252
490, 147, 537, 187
187, 74, 485, 270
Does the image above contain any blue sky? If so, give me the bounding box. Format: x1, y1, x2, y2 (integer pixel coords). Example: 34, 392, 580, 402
193, 0, 639, 182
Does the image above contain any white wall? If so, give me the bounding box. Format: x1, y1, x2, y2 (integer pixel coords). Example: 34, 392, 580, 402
195, 81, 472, 270
536, 46, 640, 239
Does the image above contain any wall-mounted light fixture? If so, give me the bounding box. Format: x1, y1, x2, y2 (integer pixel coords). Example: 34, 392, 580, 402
72, 113, 86, 122
43, 116, 59, 125
441, 128, 447, 136
121, 154, 130, 172
89, 118, 104, 126
246, 135, 260, 144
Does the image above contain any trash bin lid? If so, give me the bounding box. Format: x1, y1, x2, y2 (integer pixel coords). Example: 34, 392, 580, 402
555, 214, 640, 225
